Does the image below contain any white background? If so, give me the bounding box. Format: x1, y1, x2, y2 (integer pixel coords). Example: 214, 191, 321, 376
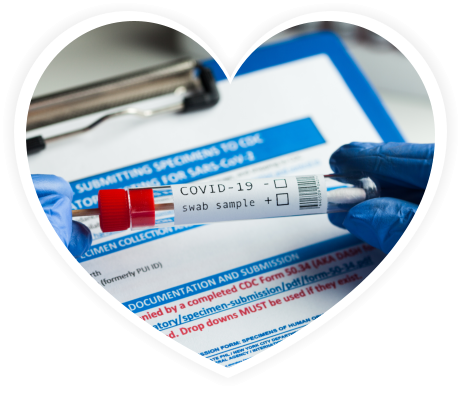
15, 12, 447, 377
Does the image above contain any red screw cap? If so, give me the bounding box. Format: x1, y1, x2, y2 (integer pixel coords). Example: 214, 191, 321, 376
98, 189, 130, 233
129, 188, 155, 229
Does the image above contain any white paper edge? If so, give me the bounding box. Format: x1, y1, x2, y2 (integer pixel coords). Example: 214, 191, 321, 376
14, 11, 446, 378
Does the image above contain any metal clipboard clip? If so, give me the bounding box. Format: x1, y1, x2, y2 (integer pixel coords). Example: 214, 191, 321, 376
26, 58, 220, 154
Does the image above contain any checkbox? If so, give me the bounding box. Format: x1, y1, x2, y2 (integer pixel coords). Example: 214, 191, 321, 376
276, 193, 289, 206
274, 179, 287, 188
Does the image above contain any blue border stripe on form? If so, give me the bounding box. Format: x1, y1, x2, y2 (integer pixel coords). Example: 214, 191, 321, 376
202, 32, 404, 143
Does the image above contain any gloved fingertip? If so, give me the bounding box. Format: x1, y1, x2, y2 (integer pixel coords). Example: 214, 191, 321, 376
68, 221, 92, 258
343, 198, 417, 254
329, 147, 343, 173
329, 142, 376, 173
328, 212, 347, 229
40, 194, 73, 247
32, 174, 74, 200
342, 209, 381, 251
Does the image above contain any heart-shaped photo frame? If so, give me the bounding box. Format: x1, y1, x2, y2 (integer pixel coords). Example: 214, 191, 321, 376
15, 12, 444, 378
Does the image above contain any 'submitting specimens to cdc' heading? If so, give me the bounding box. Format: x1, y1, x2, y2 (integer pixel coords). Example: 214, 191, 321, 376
28, 34, 398, 367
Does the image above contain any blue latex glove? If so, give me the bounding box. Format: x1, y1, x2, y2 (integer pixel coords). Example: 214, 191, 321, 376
328, 142, 434, 254
32, 174, 92, 257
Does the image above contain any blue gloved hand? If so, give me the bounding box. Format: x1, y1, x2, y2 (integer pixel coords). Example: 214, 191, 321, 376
32, 174, 92, 257
328, 142, 434, 254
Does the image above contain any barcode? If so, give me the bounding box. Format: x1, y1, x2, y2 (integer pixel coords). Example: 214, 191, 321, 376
296, 176, 322, 210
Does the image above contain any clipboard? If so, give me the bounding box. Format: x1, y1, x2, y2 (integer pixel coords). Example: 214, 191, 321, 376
26, 58, 219, 154
203, 31, 404, 143
29, 32, 404, 250
27, 32, 406, 368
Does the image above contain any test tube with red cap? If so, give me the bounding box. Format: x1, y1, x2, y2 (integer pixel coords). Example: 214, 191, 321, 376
72, 173, 380, 233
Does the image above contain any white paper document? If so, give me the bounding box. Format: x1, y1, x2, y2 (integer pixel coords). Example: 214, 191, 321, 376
29, 45, 391, 367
